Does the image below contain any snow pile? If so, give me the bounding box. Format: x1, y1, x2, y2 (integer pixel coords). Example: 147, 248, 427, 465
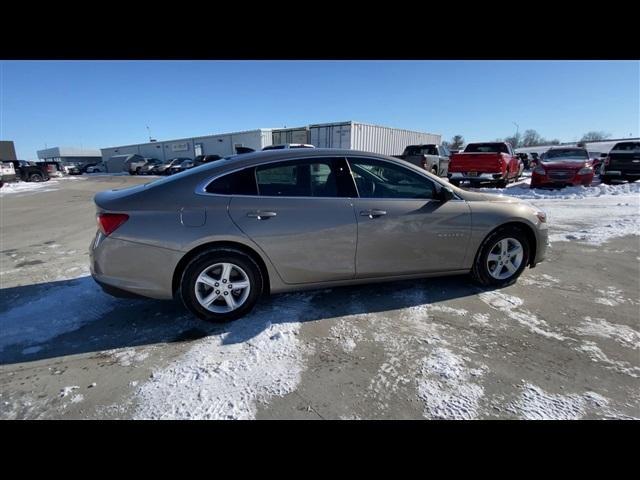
478, 291, 566, 340
416, 347, 485, 420
133, 295, 313, 420
475, 182, 640, 245
573, 317, 640, 350
477, 181, 640, 200
0, 181, 59, 196
507, 383, 612, 420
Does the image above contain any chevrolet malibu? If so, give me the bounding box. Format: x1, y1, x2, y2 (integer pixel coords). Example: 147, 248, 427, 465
91, 149, 548, 322
531, 147, 595, 189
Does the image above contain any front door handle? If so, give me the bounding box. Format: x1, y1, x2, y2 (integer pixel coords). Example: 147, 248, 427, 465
247, 211, 277, 220
360, 209, 387, 219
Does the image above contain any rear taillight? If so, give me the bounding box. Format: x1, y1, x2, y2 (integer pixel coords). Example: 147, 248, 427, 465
97, 213, 129, 236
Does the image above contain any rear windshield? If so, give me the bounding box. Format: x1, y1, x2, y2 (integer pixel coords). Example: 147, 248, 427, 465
612, 142, 640, 151
405, 145, 438, 156
464, 143, 509, 154
544, 149, 589, 161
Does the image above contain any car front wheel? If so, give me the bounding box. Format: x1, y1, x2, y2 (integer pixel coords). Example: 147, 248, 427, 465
471, 226, 530, 287
180, 249, 263, 322
29, 173, 43, 182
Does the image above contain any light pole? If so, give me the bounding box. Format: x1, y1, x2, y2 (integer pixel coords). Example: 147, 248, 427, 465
512, 121, 519, 136
146, 126, 152, 142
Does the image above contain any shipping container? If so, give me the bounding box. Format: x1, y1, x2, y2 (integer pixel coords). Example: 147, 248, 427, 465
308, 121, 441, 156
272, 127, 310, 145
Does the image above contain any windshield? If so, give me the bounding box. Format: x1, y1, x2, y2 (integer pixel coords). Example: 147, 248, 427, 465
464, 143, 508, 154
544, 149, 589, 161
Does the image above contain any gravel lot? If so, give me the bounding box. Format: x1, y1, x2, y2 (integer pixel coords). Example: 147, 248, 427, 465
1, 174, 639, 419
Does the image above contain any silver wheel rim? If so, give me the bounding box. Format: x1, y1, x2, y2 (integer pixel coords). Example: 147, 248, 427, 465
487, 237, 524, 280
195, 262, 251, 313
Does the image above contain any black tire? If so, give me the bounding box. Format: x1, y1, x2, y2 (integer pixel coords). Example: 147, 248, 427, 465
471, 226, 530, 288
179, 248, 264, 323
29, 173, 43, 182
136, 167, 142, 175
496, 179, 507, 188
601, 176, 613, 185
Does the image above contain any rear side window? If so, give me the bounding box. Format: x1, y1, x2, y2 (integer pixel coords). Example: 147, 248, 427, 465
255, 157, 356, 197
205, 168, 258, 195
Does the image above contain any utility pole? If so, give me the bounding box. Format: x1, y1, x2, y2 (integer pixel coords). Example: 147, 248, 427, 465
146, 126, 152, 142
512, 121, 519, 136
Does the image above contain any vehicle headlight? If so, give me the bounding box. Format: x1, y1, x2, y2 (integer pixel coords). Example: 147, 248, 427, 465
578, 167, 593, 175
533, 166, 546, 175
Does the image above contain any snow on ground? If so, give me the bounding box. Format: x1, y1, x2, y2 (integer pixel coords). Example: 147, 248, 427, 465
0, 276, 116, 354
573, 317, 640, 350
416, 347, 485, 420
133, 294, 314, 420
478, 291, 567, 341
471, 182, 640, 245
0, 176, 85, 196
506, 383, 615, 420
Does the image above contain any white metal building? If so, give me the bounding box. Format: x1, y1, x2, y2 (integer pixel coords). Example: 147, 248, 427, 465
37, 146, 102, 166
101, 122, 442, 163
100, 129, 274, 164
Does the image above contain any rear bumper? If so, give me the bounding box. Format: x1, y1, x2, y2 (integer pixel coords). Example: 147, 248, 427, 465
448, 172, 504, 182
90, 233, 182, 300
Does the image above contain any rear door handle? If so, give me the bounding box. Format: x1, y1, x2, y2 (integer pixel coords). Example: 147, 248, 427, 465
360, 209, 387, 218
247, 211, 277, 220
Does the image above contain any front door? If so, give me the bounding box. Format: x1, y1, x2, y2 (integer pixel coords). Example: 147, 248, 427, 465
348, 157, 472, 278
228, 157, 358, 285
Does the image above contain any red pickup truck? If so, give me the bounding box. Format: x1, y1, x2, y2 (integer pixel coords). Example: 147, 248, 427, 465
447, 142, 523, 188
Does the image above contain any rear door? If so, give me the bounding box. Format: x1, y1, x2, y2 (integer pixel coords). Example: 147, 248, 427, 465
348, 157, 472, 277
227, 157, 358, 284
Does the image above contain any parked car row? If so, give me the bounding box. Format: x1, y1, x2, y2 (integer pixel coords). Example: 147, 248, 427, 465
0, 160, 50, 187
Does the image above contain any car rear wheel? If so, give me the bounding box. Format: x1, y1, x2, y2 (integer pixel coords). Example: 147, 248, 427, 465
29, 173, 43, 182
471, 226, 530, 287
179, 249, 263, 323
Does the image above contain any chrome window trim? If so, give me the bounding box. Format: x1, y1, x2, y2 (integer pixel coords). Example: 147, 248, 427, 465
195, 153, 463, 201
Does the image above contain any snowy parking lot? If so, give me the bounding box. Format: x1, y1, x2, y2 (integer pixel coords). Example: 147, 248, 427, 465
1, 174, 639, 419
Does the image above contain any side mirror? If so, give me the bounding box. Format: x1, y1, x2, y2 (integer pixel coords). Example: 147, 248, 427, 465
439, 186, 455, 202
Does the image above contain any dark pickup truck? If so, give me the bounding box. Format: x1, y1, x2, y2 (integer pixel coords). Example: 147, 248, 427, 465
5, 160, 50, 183
393, 144, 450, 176
600, 141, 640, 184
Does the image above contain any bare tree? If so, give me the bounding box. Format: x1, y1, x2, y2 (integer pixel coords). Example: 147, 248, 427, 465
449, 135, 465, 150
580, 131, 611, 142
504, 132, 522, 149
522, 129, 544, 147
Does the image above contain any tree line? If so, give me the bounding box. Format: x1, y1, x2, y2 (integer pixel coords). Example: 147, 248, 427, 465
442, 131, 612, 150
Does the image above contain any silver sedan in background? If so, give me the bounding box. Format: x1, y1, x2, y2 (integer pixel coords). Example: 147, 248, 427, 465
91, 149, 548, 322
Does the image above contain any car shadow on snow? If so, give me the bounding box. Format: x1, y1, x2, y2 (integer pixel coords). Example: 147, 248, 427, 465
0, 274, 492, 365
